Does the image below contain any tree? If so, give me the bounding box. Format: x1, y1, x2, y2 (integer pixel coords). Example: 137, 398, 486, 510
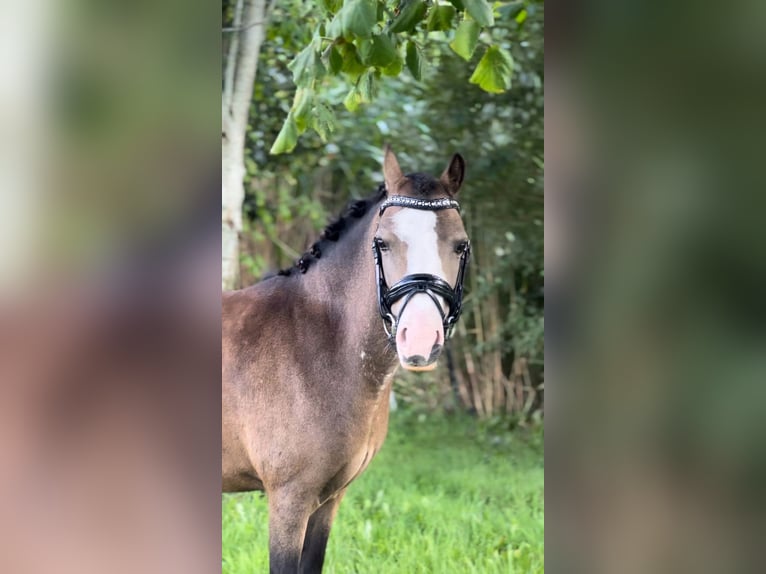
222, 0, 272, 289
269, 0, 517, 154
223, 1, 520, 289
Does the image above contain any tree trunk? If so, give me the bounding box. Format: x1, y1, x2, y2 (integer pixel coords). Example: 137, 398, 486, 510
222, 0, 268, 290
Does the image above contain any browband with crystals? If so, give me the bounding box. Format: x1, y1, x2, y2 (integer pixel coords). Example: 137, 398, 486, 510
379, 195, 460, 215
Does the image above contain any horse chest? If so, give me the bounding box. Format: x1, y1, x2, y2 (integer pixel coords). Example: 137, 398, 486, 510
318, 395, 391, 501
321, 438, 382, 502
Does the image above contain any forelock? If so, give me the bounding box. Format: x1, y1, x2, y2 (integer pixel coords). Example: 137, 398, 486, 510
401, 173, 448, 198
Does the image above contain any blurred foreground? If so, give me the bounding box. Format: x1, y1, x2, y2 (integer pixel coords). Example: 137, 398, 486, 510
548, 0, 766, 571
0, 1, 220, 573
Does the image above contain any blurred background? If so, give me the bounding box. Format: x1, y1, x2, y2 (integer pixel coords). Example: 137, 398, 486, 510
546, 0, 766, 572
0, 1, 220, 573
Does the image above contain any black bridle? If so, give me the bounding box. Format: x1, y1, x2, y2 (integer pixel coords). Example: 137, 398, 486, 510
372, 195, 471, 344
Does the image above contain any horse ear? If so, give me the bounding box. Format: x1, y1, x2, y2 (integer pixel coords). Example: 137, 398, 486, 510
440, 153, 465, 195
383, 145, 403, 194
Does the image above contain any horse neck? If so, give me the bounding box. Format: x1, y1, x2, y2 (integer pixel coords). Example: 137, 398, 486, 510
299, 206, 396, 383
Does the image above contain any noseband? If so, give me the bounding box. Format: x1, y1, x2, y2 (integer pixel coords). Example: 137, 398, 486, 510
372, 195, 471, 344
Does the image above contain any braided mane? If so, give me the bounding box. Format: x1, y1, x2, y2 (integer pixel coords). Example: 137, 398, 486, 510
276, 184, 386, 276
271, 171, 448, 277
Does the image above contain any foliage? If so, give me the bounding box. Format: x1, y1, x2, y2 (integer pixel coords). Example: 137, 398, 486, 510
222, 412, 544, 573
258, 0, 528, 154
232, 0, 543, 418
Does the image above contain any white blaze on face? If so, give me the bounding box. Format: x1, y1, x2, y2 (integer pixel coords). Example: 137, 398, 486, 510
392, 209, 446, 279
391, 208, 447, 368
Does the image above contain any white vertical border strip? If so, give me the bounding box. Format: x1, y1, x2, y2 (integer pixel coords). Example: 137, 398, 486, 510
0, 0, 50, 296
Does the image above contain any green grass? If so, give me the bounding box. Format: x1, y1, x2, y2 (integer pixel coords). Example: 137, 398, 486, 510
222, 412, 544, 573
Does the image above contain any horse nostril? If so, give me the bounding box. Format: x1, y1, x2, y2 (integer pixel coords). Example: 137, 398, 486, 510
435, 330, 442, 346
400, 327, 407, 343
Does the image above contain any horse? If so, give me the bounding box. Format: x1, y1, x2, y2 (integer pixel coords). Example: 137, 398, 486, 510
222, 147, 471, 573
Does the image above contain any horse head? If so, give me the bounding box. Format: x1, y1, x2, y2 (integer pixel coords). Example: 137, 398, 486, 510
374, 147, 470, 371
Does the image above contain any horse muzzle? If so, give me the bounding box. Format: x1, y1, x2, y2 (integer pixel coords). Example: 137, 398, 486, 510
394, 294, 445, 370
400, 344, 443, 371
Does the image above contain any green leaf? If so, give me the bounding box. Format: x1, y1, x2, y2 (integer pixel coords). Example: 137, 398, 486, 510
426, 5, 456, 31
388, 0, 427, 33
356, 38, 372, 62
462, 0, 494, 27
447, 0, 465, 10
358, 69, 377, 102
288, 39, 324, 88
327, 13, 344, 38
358, 34, 397, 67
270, 114, 298, 155
381, 53, 404, 76
311, 102, 337, 141
449, 20, 480, 60
344, 86, 363, 111
469, 45, 513, 93
339, 43, 367, 79
292, 88, 314, 132
341, 0, 377, 38
326, 45, 344, 74
321, 0, 343, 14
405, 40, 424, 81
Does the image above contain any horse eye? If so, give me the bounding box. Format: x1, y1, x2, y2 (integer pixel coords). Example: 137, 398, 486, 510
454, 240, 469, 254
375, 237, 390, 251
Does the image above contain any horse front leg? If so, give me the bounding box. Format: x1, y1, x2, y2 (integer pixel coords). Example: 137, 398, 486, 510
299, 490, 347, 574
268, 490, 314, 574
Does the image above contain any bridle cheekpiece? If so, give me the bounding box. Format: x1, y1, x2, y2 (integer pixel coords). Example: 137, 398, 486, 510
373, 195, 470, 344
